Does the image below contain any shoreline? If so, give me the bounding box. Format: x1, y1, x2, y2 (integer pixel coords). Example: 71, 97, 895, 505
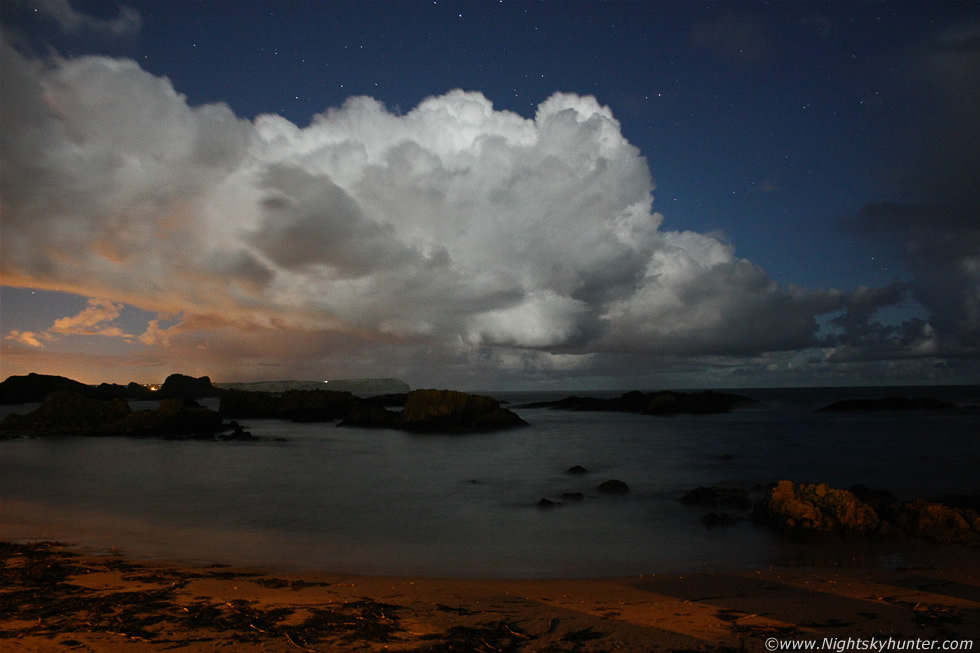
3, 540, 979, 651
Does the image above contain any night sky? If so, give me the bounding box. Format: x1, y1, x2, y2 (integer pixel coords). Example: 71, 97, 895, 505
1, 0, 978, 389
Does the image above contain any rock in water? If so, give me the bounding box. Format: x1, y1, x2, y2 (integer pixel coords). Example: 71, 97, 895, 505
0, 391, 131, 433
598, 479, 630, 495
397, 389, 527, 432
159, 374, 219, 399
755, 480, 879, 538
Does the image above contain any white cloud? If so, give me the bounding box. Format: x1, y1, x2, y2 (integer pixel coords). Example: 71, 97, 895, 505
1, 43, 853, 385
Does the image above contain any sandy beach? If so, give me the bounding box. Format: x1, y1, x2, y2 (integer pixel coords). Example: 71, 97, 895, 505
2, 540, 979, 652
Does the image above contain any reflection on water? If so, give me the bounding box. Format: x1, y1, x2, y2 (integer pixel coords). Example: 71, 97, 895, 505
1, 386, 978, 577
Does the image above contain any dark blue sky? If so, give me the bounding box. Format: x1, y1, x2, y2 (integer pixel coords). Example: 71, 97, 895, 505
2, 0, 977, 387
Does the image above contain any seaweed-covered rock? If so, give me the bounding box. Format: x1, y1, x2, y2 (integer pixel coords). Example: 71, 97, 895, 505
754, 480, 879, 538
397, 389, 527, 432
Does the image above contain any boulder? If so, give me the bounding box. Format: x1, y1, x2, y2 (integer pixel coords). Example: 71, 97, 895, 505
754, 480, 879, 538
598, 479, 630, 495
566, 465, 589, 474
0, 373, 91, 404
397, 389, 527, 432
537, 498, 560, 509
158, 374, 219, 399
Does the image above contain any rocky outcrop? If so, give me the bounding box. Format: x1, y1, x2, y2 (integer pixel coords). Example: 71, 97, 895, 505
396, 389, 527, 432
337, 401, 399, 428
755, 481, 880, 538
891, 500, 980, 544
219, 388, 364, 422
519, 390, 757, 415
92, 382, 158, 401
0, 391, 131, 433
0, 373, 92, 404
0, 391, 235, 439
112, 398, 225, 437
0, 373, 161, 404
158, 374, 219, 399
754, 480, 980, 544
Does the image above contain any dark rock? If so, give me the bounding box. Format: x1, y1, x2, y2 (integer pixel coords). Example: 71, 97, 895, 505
218, 389, 282, 418
0, 391, 130, 434
219, 388, 358, 422
0, 391, 229, 439
560, 492, 585, 502
158, 374, 219, 399
598, 479, 630, 495
91, 382, 156, 401
278, 389, 358, 422
816, 397, 958, 412
849, 484, 899, 513
397, 389, 527, 432
680, 486, 751, 510
0, 373, 91, 404
363, 393, 409, 408
537, 498, 560, 509
892, 500, 978, 544
338, 401, 399, 428
566, 465, 589, 474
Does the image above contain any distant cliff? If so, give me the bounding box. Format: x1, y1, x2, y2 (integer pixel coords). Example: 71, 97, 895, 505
215, 378, 410, 395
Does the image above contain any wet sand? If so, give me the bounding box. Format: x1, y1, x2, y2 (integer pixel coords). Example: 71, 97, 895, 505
2, 540, 979, 651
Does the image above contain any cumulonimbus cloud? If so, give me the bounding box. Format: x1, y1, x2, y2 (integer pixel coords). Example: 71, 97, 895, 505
1, 41, 861, 383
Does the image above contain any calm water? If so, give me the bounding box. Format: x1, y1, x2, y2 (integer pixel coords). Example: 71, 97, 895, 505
1, 386, 978, 577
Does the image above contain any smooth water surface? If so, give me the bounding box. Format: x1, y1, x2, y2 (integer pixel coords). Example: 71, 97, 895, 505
2, 386, 977, 577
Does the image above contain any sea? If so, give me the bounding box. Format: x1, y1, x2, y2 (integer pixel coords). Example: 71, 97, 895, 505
1, 385, 978, 578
